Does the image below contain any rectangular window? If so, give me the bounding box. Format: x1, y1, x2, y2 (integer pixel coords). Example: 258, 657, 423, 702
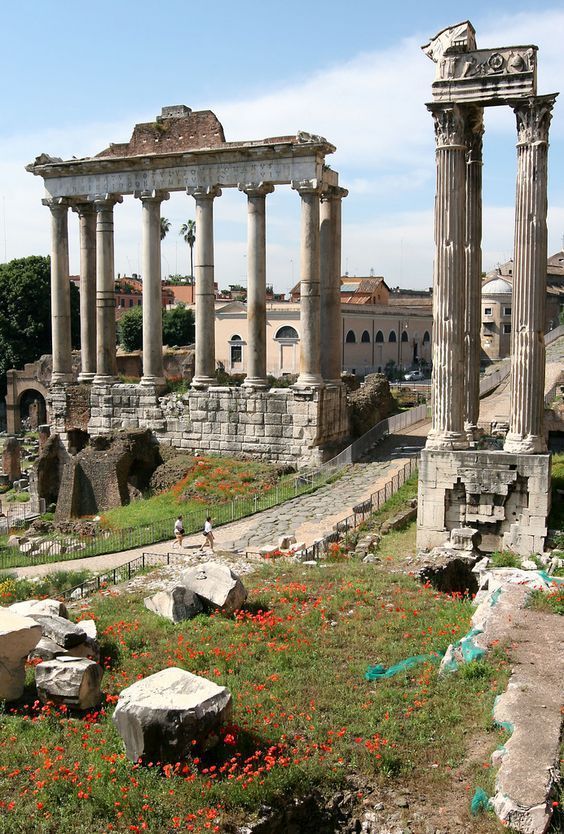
503, 324, 511, 334
129, 299, 134, 307
484, 307, 492, 316
504, 306, 512, 316
120, 298, 125, 307
231, 345, 242, 363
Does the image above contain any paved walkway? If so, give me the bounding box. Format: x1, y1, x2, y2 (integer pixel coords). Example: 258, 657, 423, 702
12, 423, 428, 580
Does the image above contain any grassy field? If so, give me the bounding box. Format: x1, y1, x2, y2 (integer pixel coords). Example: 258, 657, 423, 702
0, 522, 512, 834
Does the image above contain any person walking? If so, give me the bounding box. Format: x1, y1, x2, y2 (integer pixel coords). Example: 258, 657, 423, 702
203, 516, 214, 552
173, 515, 185, 548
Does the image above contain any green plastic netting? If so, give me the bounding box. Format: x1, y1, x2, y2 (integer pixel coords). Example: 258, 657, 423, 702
365, 652, 443, 681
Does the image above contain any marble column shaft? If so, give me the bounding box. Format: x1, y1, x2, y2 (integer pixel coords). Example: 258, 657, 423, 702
73, 203, 97, 382
292, 179, 324, 388
463, 107, 484, 440
43, 198, 73, 384
93, 195, 122, 384
240, 182, 274, 388
426, 104, 468, 450
320, 187, 347, 383
189, 185, 221, 388
505, 94, 557, 454
137, 190, 169, 386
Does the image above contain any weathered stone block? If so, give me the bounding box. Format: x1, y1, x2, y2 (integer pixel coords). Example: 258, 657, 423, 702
144, 587, 203, 623
35, 656, 103, 709
181, 562, 247, 615
112, 667, 233, 762
0, 610, 42, 700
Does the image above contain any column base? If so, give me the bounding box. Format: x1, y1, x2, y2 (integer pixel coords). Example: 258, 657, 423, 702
294, 373, 325, 389
464, 422, 479, 445
141, 376, 166, 388
425, 430, 469, 451
191, 376, 216, 390
77, 372, 96, 384
242, 376, 268, 389
93, 375, 117, 386
51, 373, 74, 385
503, 432, 547, 454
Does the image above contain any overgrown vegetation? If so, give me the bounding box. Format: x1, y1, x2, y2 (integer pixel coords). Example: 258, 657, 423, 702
0, 568, 92, 604
526, 587, 564, 615
549, 452, 564, 531
0, 524, 510, 833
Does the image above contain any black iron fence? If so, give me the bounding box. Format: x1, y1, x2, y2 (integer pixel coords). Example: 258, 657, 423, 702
60, 551, 185, 601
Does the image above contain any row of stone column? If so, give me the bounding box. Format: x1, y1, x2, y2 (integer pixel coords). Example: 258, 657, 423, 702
426, 94, 556, 455
46, 180, 347, 391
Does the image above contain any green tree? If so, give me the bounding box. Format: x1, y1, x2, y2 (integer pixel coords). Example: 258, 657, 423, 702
0, 256, 79, 396
179, 220, 196, 280
160, 217, 171, 241
118, 304, 195, 351
162, 304, 195, 347
117, 306, 143, 352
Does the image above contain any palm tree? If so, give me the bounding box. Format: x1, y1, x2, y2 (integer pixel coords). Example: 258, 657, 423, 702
160, 217, 171, 241
179, 220, 196, 282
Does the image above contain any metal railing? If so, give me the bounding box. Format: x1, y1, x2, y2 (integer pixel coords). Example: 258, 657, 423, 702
294, 455, 419, 561
60, 551, 185, 601
320, 404, 428, 471
0, 469, 336, 571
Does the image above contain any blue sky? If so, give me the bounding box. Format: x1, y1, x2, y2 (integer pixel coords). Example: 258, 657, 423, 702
1, 1, 563, 291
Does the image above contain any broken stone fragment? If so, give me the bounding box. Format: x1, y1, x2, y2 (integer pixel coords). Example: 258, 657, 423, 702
35, 656, 103, 710
30, 614, 87, 648
144, 586, 203, 623
9, 598, 68, 619
181, 562, 247, 616
112, 667, 232, 762
0, 610, 42, 700
29, 636, 66, 661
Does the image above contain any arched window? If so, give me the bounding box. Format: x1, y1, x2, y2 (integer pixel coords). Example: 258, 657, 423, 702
423, 330, 430, 343
401, 330, 409, 342
345, 330, 356, 343
274, 325, 299, 340
229, 334, 243, 364
375, 330, 384, 343
361, 330, 370, 343
389, 330, 397, 343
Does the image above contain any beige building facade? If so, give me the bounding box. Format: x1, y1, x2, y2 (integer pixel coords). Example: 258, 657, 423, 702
213, 301, 433, 378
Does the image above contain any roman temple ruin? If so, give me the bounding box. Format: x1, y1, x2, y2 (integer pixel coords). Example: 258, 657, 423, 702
417, 21, 557, 555
26, 107, 349, 466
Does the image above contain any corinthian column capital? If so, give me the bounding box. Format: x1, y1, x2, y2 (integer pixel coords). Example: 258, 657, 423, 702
511, 93, 558, 145
427, 103, 467, 149
464, 106, 484, 162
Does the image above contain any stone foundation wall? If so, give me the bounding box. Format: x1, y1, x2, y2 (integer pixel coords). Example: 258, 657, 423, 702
70, 383, 350, 467
417, 449, 551, 556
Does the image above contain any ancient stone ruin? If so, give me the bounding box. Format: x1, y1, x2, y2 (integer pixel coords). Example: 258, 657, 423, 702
27, 106, 351, 467
417, 21, 557, 556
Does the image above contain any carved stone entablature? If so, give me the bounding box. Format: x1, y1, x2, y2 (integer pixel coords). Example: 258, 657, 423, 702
423, 21, 538, 105
512, 94, 558, 145
427, 104, 466, 149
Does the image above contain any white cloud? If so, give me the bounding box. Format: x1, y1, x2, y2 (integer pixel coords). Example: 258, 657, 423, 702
1, 9, 563, 291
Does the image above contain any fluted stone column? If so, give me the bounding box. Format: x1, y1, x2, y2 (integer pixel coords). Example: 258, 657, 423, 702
292, 179, 324, 388
43, 198, 73, 384
93, 195, 122, 385
320, 186, 347, 383
137, 189, 169, 386
463, 107, 484, 441
239, 182, 274, 388
504, 94, 557, 454
73, 203, 97, 382
426, 103, 468, 450
188, 185, 221, 388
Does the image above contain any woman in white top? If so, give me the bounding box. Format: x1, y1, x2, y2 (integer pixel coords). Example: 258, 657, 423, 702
174, 515, 184, 548
203, 516, 214, 552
